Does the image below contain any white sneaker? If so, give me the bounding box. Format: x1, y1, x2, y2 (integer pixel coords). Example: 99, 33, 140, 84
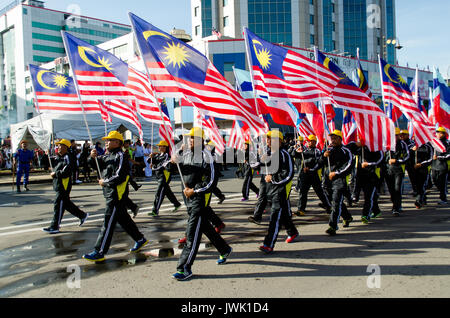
75, 180, 83, 184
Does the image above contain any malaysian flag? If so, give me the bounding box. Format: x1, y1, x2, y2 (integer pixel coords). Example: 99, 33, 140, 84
342, 110, 358, 144
29, 64, 100, 114
432, 68, 450, 129
227, 120, 246, 151
158, 99, 174, 152
195, 109, 225, 155
355, 52, 373, 99
129, 13, 266, 134
297, 114, 315, 138
98, 100, 112, 123
127, 67, 171, 125
100, 100, 143, 142
62, 32, 135, 101
315, 50, 395, 152
380, 57, 446, 152
244, 28, 339, 103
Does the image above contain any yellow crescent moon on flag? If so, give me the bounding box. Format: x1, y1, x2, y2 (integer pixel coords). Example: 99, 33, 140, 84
143, 30, 171, 41
357, 68, 365, 89
384, 64, 399, 84
37, 70, 56, 90
78, 46, 104, 68
323, 57, 331, 70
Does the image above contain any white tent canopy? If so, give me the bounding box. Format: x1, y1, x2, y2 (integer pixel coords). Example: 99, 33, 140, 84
10, 113, 160, 153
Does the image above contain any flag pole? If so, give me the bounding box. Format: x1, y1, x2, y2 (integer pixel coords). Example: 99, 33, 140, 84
61, 31, 101, 178
128, 16, 186, 188
29, 66, 54, 171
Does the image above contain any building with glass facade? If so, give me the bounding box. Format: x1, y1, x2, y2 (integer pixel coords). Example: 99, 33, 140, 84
0, 0, 131, 138
191, 0, 397, 63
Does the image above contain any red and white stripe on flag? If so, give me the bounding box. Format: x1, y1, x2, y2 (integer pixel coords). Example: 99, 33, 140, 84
352, 112, 396, 152
126, 67, 171, 125
227, 121, 245, 151
147, 61, 266, 134
98, 101, 112, 123
74, 70, 135, 101
35, 91, 100, 114
159, 123, 174, 151
203, 116, 225, 156
102, 100, 143, 141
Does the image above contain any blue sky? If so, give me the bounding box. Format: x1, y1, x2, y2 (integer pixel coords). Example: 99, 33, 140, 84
7, 0, 448, 78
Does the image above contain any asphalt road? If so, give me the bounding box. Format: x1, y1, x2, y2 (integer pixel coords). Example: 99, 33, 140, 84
0, 168, 449, 299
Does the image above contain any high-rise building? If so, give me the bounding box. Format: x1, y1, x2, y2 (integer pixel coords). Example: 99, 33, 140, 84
191, 0, 397, 63
0, 0, 132, 138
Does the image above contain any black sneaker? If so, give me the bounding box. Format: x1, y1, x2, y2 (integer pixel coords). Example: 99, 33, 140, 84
326, 227, 337, 236
79, 213, 89, 226
248, 216, 262, 225
24, 185, 30, 191
414, 200, 422, 209
218, 196, 225, 204
43, 227, 60, 234
132, 207, 140, 218
392, 210, 400, 217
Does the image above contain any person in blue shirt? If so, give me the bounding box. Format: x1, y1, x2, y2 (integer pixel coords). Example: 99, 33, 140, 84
14, 140, 34, 193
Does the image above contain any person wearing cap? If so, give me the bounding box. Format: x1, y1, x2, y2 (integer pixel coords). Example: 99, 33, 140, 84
148, 140, 181, 216
171, 127, 232, 281
82, 131, 148, 263
400, 130, 418, 196
321, 130, 354, 235
288, 136, 304, 173
346, 141, 384, 223
296, 135, 332, 216
412, 142, 433, 208
241, 140, 259, 201
13, 140, 34, 193
43, 139, 89, 234
290, 136, 306, 192
206, 141, 226, 206
385, 127, 410, 216
259, 130, 299, 254
431, 127, 450, 205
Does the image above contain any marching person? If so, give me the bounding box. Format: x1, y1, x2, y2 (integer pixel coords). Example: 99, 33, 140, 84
82, 131, 148, 263
346, 141, 383, 223
296, 135, 331, 216
248, 134, 270, 225
148, 140, 181, 216
206, 141, 226, 205
400, 130, 418, 196
14, 140, 34, 193
241, 141, 259, 201
43, 139, 89, 234
322, 130, 354, 236
432, 127, 450, 205
291, 136, 306, 192
412, 142, 433, 208
171, 127, 232, 281
385, 128, 410, 216
259, 130, 299, 254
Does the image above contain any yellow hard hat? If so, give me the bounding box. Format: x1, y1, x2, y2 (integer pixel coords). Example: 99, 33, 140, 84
245, 140, 250, 145
267, 130, 284, 141
207, 141, 216, 147
102, 131, 124, 142
395, 127, 401, 135
400, 130, 409, 135
56, 139, 71, 148
298, 136, 304, 141
308, 135, 317, 141
184, 127, 205, 139
436, 127, 447, 133
329, 130, 343, 139
157, 140, 169, 147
